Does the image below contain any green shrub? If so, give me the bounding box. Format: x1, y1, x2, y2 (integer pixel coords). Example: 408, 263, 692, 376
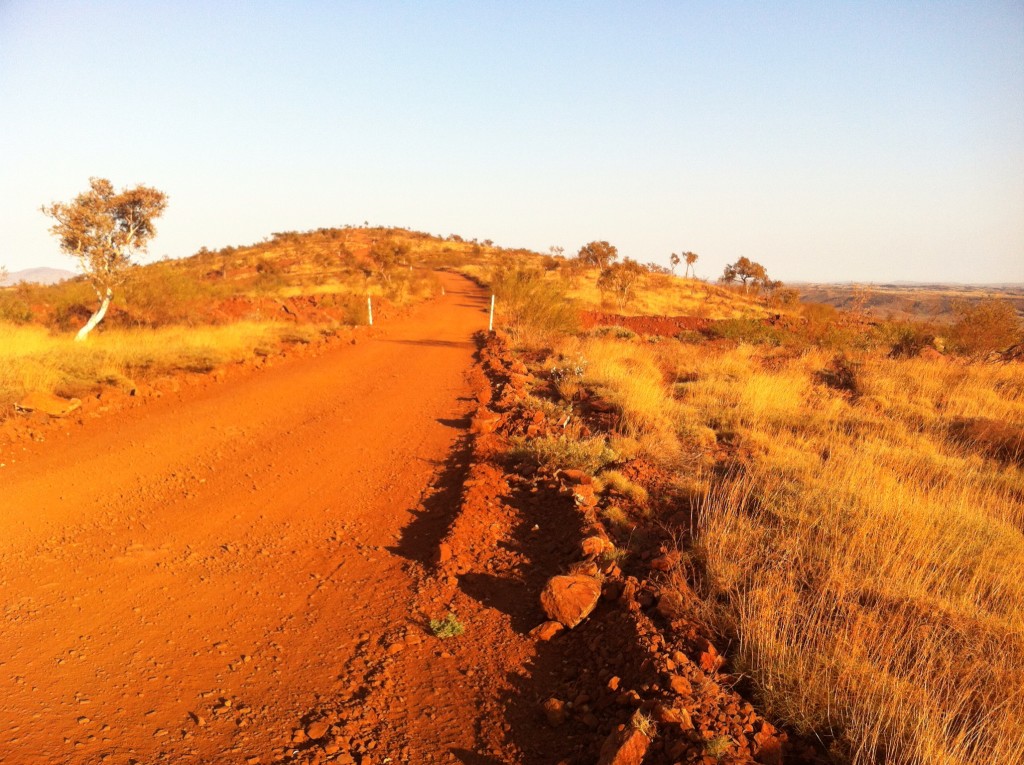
490, 266, 579, 341
949, 299, 1022, 357
0, 292, 32, 323
708, 318, 790, 346
816, 354, 862, 396
509, 433, 619, 473
429, 613, 465, 639
881, 320, 936, 358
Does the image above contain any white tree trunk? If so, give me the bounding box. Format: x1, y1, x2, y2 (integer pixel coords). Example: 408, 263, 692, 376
75, 289, 112, 341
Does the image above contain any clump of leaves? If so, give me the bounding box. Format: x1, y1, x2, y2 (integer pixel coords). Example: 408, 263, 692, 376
429, 613, 465, 639
600, 547, 630, 566
950, 298, 1022, 357
601, 505, 632, 532
708, 318, 791, 347
704, 734, 733, 760
882, 320, 936, 358
509, 433, 619, 474
489, 265, 579, 341
550, 353, 588, 401
630, 710, 656, 738
599, 469, 649, 505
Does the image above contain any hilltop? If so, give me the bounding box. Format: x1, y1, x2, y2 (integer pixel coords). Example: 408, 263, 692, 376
1, 266, 75, 287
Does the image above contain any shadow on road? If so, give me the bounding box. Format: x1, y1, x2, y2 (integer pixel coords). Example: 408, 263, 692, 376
388, 431, 473, 567
450, 749, 504, 765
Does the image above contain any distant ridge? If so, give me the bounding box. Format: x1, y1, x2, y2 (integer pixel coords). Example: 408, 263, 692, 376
1, 267, 76, 286
791, 280, 1024, 289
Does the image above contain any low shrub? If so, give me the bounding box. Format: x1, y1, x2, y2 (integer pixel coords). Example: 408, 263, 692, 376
490, 266, 579, 344
707, 318, 790, 347
815, 354, 862, 396
508, 433, 619, 474
429, 613, 465, 639
881, 320, 936, 358
949, 298, 1022, 357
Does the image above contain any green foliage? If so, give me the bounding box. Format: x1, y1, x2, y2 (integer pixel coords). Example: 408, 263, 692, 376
429, 613, 465, 639
816, 354, 862, 396
599, 469, 649, 505
0, 288, 33, 323
576, 240, 619, 269
597, 259, 646, 309
490, 266, 579, 340
703, 735, 733, 760
721, 256, 769, 290
368, 237, 410, 285
253, 257, 286, 292
316, 292, 369, 325
768, 286, 801, 308
122, 262, 231, 325
588, 325, 637, 340
509, 433, 619, 473
708, 318, 790, 346
630, 710, 656, 737
949, 298, 1022, 357
881, 320, 936, 358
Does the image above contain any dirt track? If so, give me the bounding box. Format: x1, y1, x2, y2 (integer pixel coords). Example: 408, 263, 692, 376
0, 273, 496, 764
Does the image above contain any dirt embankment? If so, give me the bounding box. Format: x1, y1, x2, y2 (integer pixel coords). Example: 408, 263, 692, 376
2, 275, 817, 765
421, 333, 824, 765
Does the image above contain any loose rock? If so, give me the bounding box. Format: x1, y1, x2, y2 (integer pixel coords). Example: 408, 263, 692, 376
540, 575, 602, 628
596, 725, 651, 765
541, 698, 567, 727
306, 720, 329, 740
528, 621, 564, 641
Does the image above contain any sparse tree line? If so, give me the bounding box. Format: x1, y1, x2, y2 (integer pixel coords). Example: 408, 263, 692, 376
6, 177, 1020, 359
567, 238, 784, 310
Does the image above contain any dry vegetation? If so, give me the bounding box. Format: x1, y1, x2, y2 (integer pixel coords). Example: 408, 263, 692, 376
0, 321, 321, 405
4, 227, 1022, 763
493, 264, 1023, 764
0, 226, 519, 416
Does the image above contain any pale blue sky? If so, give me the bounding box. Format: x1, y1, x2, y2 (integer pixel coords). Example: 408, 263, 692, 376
1, 1, 1022, 282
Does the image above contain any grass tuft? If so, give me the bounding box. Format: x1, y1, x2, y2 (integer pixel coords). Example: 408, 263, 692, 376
429, 613, 465, 639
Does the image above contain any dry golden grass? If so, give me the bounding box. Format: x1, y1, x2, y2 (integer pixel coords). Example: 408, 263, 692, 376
0, 321, 318, 412
544, 329, 1024, 764
561, 266, 770, 319
494, 257, 1022, 759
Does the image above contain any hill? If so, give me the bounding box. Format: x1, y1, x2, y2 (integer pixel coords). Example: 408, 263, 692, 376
1, 266, 75, 286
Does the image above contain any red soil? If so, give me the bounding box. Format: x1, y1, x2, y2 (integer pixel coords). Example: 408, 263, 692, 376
0, 276, 810, 764
0, 273, 502, 764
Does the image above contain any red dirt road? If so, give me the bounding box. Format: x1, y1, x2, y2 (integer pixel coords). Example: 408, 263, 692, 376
0, 273, 493, 764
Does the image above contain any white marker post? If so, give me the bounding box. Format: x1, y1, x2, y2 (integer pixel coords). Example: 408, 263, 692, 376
489, 294, 495, 332
367, 296, 373, 326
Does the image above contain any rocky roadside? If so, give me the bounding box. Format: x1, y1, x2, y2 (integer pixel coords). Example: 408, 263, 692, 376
273, 330, 825, 765
463, 332, 818, 765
